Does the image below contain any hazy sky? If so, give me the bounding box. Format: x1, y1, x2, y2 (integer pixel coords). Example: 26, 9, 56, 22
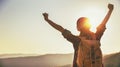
0, 0, 120, 55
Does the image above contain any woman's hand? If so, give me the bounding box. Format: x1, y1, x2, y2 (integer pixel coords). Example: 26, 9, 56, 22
108, 4, 114, 11
43, 13, 49, 21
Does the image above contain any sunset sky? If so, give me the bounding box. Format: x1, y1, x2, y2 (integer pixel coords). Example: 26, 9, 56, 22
0, 0, 120, 55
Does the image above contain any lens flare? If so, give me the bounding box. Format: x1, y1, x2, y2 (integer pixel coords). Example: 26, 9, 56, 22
83, 20, 91, 29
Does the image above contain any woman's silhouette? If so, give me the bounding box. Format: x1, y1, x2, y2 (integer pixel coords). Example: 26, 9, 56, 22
42, 4, 114, 67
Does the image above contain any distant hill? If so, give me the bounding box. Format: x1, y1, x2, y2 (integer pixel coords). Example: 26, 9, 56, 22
0, 52, 120, 67
103, 52, 120, 67
0, 54, 39, 58
0, 54, 73, 67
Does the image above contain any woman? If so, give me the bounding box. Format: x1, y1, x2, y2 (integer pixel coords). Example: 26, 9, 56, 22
42, 4, 114, 67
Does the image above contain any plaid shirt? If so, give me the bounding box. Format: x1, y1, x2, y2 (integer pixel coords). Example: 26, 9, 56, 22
62, 25, 106, 67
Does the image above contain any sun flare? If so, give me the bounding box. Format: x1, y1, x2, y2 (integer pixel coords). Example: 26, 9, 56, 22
79, 6, 106, 32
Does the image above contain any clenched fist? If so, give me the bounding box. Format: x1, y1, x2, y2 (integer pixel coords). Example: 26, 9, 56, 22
108, 4, 114, 10
43, 13, 49, 21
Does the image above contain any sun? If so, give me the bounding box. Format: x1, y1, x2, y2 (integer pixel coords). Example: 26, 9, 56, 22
79, 6, 106, 32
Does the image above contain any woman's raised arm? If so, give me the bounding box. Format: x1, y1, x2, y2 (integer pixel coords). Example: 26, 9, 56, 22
96, 4, 114, 40
100, 4, 114, 26
42, 13, 65, 32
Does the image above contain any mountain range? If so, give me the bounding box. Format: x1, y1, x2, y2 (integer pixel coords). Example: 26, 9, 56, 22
103, 52, 120, 67
0, 53, 73, 67
0, 52, 120, 67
